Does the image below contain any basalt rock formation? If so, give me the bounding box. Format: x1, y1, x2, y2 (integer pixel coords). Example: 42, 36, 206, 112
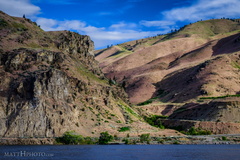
0, 11, 181, 139
0, 11, 138, 138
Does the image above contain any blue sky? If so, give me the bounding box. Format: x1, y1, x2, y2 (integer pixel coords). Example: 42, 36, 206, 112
1, 0, 240, 49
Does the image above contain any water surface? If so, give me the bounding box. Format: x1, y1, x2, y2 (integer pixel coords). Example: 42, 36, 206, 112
0, 145, 239, 160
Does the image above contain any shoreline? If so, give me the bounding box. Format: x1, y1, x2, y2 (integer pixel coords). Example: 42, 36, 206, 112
1, 134, 240, 145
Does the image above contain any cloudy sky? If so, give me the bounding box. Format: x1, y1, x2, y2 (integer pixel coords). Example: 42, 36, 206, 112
1, 0, 240, 49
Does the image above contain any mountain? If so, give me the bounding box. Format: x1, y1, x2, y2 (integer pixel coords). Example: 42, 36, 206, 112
0, 11, 181, 139
95, 18, 240, 134
95, 19, 240, 104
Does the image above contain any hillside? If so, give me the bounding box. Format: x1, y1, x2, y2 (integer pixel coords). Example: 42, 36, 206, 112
95, 18, 240, 134
95, 18, 240, 104
0, 11, 180, 139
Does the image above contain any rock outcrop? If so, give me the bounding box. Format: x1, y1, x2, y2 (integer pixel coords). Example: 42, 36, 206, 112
0, 11, 137, 138
0, 11, 183, 140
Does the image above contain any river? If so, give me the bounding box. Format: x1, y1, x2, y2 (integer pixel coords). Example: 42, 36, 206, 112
0, 144, 240, 160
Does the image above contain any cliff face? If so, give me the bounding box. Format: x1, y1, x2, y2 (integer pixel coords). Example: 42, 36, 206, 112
0, 11, 136, 138
0, 48, 129, 137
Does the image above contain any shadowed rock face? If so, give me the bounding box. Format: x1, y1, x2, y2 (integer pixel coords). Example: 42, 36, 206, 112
168, 100, 240, 122
0, 48, 130, 138
0, 12, 134, 138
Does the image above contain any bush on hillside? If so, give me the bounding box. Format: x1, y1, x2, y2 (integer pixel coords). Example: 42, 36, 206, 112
98, 131, 113, 144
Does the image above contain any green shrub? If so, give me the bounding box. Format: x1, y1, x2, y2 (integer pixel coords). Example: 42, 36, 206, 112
144, 115, 167, 129
109, 78, 117, 85
56, 131, 97, 145
84, 137, 96, 144
125, 106, 139, 117
98, 131, 113, 144
123, 138, 129, 144
232, 62, 240, 69
139, 97, 159, 106
118, 126, 131, 132
222, 136, 227, 141
12, 22, 28, 31
158, 122, 165, 129
0, 19, 8, 27
173, 141, 180, 145
183, 127, 212, 135
137, 99, 153, 106
56, 131, 84, 144
140, 133, 150, 143
199, 94, 240, 100
123, 138, 137, 145
158, 139, 165, 144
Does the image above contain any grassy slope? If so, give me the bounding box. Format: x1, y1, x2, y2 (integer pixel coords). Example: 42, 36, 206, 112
96, 19, 240, 59
95, 18, 240, 120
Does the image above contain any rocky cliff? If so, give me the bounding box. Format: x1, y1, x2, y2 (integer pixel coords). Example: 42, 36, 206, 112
0, 11, 134, 138
0, 11, 181, 139
0, 47, 129, 137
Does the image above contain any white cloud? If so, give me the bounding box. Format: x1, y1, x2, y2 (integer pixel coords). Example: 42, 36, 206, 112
36, 18, 164, 48
78, 28, 163, 48
36, 18, 87, 31
86, 29, 163, 49
36, 18, 58, 31
0, 0, 40, 17
109, 22, 137, 30
139, 0, 240, 33
163, 0, 240, 22
58, 20, 87, 30
140, 20, 175, 28
89, 30, 155, 40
